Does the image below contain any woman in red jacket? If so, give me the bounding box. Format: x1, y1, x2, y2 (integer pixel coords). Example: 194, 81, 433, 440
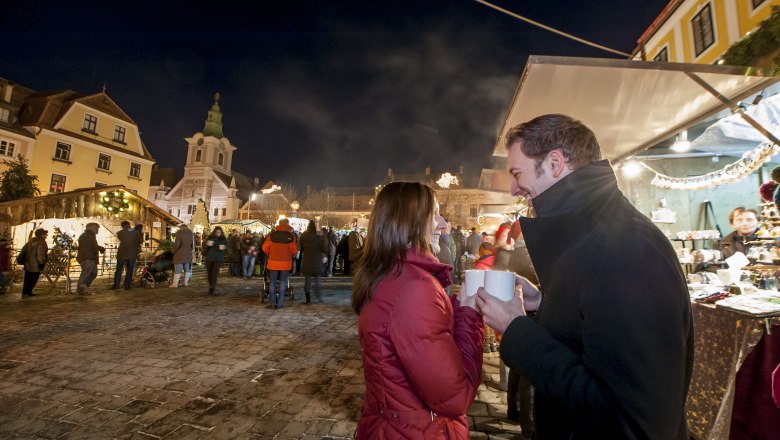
353, 181, 484, 439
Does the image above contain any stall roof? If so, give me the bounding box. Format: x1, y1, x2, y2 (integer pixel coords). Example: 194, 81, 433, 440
492, 56, 780, 162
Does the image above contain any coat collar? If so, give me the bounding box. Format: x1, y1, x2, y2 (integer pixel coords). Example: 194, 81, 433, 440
531, 160, 619, 218
406, 248, 453, 288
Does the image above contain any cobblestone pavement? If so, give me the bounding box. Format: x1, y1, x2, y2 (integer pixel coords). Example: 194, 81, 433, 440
0, 269, 524, 439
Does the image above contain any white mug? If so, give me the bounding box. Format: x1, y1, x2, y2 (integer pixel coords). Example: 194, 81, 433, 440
463, 270, 485, 296
484, 270, 516, 301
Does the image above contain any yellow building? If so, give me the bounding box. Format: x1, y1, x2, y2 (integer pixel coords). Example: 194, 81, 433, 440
0, 79, 37, 176
633, 0, 778, 64
0, 79, 155, 196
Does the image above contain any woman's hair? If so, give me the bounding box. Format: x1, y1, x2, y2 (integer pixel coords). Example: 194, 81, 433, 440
207, 226, 224, 239
352, 181, 436, 314
305, 219, 317, 234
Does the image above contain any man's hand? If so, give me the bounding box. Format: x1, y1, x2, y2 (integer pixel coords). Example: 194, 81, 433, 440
516, 275, 541, 312
476, 287, 525, 334
458, 284, 479, 312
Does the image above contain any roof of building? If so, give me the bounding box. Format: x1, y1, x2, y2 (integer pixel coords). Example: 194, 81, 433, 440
150, 167, 180, 188
201, 92, 224, 139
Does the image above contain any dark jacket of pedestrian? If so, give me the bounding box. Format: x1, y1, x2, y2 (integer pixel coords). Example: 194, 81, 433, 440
203, 235, 229, 263
300, 229, 327, 276
77, 229, 101, 264
348, 230, 364, 262
505, 240, 538, 287
466, 231, 482, 255
500, 161, 693, 440
336, 234, 349, 260
357, 249, 484, 439
436, 234, 454, 266
172, 226, 195, 264
228, 234, 242, 263
117, 228, 142, 260
327, 229, 338, 256
23, 236, 48, 273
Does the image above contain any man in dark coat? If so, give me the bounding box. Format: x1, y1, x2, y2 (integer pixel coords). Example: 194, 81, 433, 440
227, 230, 242, 276
326, 227, 337, 277
77, 223, 105, 295
114, 221, 143, 290
477, 114, 693, 440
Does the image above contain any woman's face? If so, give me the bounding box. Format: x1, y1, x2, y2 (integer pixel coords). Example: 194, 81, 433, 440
733, 211, 758, 235
215, 229, 222, 236
426, 198, 440, 244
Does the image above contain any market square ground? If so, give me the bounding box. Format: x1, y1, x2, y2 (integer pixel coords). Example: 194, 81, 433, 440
0, 271, 523, 439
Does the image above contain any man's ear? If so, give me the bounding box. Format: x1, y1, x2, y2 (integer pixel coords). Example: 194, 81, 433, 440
547, 149, 568, 178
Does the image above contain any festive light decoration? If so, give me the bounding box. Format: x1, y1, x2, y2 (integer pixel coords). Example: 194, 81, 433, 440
52, 227, 74, 249
99, 190, 130, 214
262, 184, 281, 194
436, 172, 459, 188
641, 139, 780, 190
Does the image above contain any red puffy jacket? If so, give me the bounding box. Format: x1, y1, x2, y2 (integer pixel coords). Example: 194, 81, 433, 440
357, 249, 484, 439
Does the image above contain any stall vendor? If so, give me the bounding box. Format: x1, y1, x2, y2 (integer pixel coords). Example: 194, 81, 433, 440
719, 207, 759, 259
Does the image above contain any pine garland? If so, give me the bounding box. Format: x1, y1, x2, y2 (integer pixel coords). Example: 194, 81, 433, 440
722, 6, 780, 69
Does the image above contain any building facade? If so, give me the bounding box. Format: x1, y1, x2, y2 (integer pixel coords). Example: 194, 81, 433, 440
633, 0, 778, 64
0, 78, 155, 196
149, 94, 261, 225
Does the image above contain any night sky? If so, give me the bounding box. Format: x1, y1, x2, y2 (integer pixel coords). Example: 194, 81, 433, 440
1, 0, 668, 190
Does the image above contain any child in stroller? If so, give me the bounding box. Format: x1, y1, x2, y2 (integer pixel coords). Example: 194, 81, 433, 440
138, 250, 174, 287
261, 260, 294, 303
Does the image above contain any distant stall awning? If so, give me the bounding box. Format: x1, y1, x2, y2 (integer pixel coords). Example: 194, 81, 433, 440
492, 56, 780, 162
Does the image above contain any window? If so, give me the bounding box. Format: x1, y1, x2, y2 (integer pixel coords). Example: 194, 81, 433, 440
0, 139, 15, 157
691, 3, 715, 57
752, 0, 766, 9
222, 208, 226, 217
195, 150, 202, 162
187, 205, 195, 214
176, 209, 181, 217
214, 208, 219, 216
218, 153, 224, 166
97, 153, 111, 170
0, 108, 9, 123
83, 114, 97, 133
653, 47, 669, 62
95, 182, 107, 188
469, 204, 478, 218
54, 141, 71, 161
169, 208, 173, 214
114, 125, 126, 143
50, 174, 66, 193
129, 162, 141, 178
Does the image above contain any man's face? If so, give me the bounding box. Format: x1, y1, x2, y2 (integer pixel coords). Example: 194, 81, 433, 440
507, 141, 557, 200
734, 211, 758, 235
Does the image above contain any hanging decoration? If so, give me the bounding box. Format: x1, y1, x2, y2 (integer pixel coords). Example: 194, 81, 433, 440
436, 172, 460, 188
100, 190, 130, 215
52, 227, 74, 250
641, 139, 780, 190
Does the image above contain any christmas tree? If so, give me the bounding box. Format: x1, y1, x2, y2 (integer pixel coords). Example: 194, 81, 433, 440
190, 199, 210, 232
52, 226, 74, 250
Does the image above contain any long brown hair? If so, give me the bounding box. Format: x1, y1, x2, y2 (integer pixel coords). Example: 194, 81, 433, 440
352, 181, 436, 314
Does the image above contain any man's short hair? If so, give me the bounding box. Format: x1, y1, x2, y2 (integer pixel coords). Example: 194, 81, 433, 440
86, 222, 99, 232
121, 221, 131, 228
505, 114, 601, 173
34, 228, 48, 238
729, 207, 758, 224
279, 218, 289, 225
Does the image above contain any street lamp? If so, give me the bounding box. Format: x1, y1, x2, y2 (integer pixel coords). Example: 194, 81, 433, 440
290, 201, 300, 217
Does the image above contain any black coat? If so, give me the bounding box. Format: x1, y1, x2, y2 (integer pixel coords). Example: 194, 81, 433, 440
499, 161, 693, 440
299, 231, 327, 276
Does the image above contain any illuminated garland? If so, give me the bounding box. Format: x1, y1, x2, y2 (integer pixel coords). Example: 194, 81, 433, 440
641, 140, 780, 190
100, 190, 130, 214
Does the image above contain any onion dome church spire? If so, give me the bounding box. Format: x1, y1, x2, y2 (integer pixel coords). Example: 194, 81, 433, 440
201, 92, 224, 139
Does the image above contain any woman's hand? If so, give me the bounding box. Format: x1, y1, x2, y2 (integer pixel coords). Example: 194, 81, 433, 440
458, 284, 479, 312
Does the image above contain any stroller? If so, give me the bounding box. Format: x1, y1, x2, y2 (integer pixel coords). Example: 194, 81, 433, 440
138, 250, 174, 288
261, 261, 294, 303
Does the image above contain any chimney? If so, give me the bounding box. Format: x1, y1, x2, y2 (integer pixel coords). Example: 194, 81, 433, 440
2, 82, 13, 103
425, 166, 431, 176
387, 168, 392, 177
459, 165, 464, 174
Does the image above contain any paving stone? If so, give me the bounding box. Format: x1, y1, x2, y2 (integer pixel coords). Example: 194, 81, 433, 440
117, 399, 161, 415
36, 421, 78, 439
140, 408, 197, 437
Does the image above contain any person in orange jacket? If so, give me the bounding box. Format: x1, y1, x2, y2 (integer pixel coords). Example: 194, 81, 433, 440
262, 218, 297, 309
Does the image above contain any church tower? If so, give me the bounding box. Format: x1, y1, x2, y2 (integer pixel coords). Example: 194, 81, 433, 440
157, 93, 241, 226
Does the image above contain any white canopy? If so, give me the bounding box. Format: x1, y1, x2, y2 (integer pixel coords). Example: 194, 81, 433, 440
492, 56, 779, 161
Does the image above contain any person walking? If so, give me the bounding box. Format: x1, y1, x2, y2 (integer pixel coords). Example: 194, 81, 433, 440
337, 232, 349, 275
114, 221, 142, 290
240, 231, 257, 279
300, 219, 328, 304
77, 223, 105, 295
261, 218, 297, 309
227, 229, 242, 276
347, 228, 364, 275
353, 182, 484, 438
21, 228, 48, 297
202, 227, 228, 295
466, 227, 482, 257
171, 224, 194, 288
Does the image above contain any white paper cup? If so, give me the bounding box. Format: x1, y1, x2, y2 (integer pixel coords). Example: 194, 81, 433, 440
463, 270, 485, 296
484, 270, 516, 301
206, 240, 214, 246
218, 244, 226, 250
